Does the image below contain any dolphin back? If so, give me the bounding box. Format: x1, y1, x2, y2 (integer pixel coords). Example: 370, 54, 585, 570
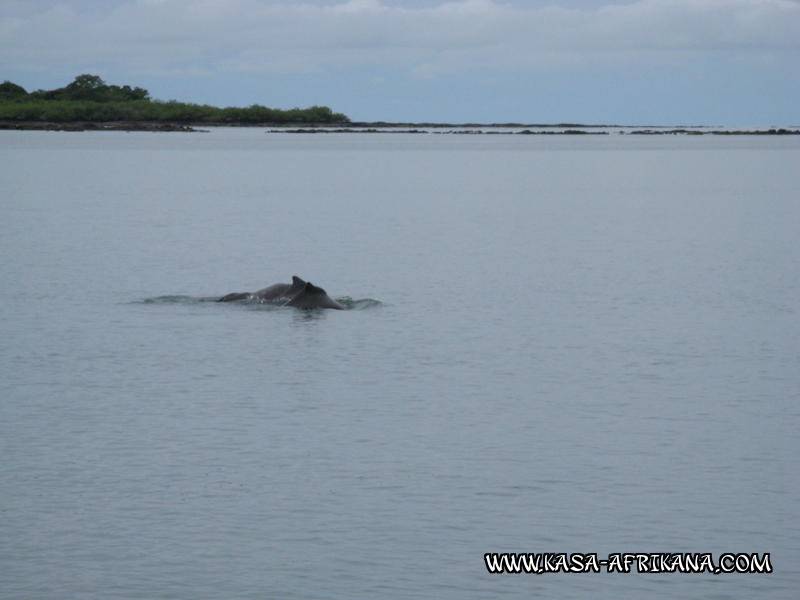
218, 292, 251, 302
218, 275, 345, 309
289, 281, 345, 310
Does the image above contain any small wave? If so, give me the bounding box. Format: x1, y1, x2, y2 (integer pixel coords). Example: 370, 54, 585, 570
336, 297, 383, 310
135, 295, 382, 310
135, 295, 219, 305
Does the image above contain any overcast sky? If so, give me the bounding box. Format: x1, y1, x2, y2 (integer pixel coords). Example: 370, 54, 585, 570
2, 0, 798, 124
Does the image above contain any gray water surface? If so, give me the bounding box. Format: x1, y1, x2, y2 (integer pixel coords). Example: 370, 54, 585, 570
1, 129, 798, 599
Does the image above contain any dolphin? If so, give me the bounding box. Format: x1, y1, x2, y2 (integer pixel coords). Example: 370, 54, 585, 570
218, 276, 345, 309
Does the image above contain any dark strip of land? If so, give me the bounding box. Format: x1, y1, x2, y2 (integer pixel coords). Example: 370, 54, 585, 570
270, 127, 800, 136
625, 128, 800, 136
2, 120, 798, 135
272, 128, 608, 135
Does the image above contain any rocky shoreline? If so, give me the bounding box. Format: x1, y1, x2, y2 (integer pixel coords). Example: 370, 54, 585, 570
271, 127, 610, 135
2, 120, 798, 135
0, 120, 198, 132
270, 126, 800, 135
624, 128, 800, 136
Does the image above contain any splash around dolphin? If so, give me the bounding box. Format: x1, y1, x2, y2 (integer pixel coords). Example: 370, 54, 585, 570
218, 276, 345, 310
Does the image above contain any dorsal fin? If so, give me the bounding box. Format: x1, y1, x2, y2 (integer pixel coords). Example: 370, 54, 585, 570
291, 275, 306, 291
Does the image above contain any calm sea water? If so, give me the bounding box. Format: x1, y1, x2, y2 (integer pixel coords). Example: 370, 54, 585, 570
1, 128, 798, 599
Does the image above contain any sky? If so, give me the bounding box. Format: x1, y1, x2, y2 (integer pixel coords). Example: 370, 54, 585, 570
1, 0, 799, 125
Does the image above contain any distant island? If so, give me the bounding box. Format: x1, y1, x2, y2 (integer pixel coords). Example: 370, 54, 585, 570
0, 74, 350, 131
2, 75, 797, 135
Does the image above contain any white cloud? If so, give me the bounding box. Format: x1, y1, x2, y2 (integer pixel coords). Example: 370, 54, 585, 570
1, 0, 798, 77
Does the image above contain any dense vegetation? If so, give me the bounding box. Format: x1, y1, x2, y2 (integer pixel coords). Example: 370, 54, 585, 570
0, 74, 349, 124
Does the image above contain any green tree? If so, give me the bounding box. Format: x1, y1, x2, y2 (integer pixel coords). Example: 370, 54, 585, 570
117, 85, 149, 101
0, 80, 28, 100
64, 74, 108, 100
